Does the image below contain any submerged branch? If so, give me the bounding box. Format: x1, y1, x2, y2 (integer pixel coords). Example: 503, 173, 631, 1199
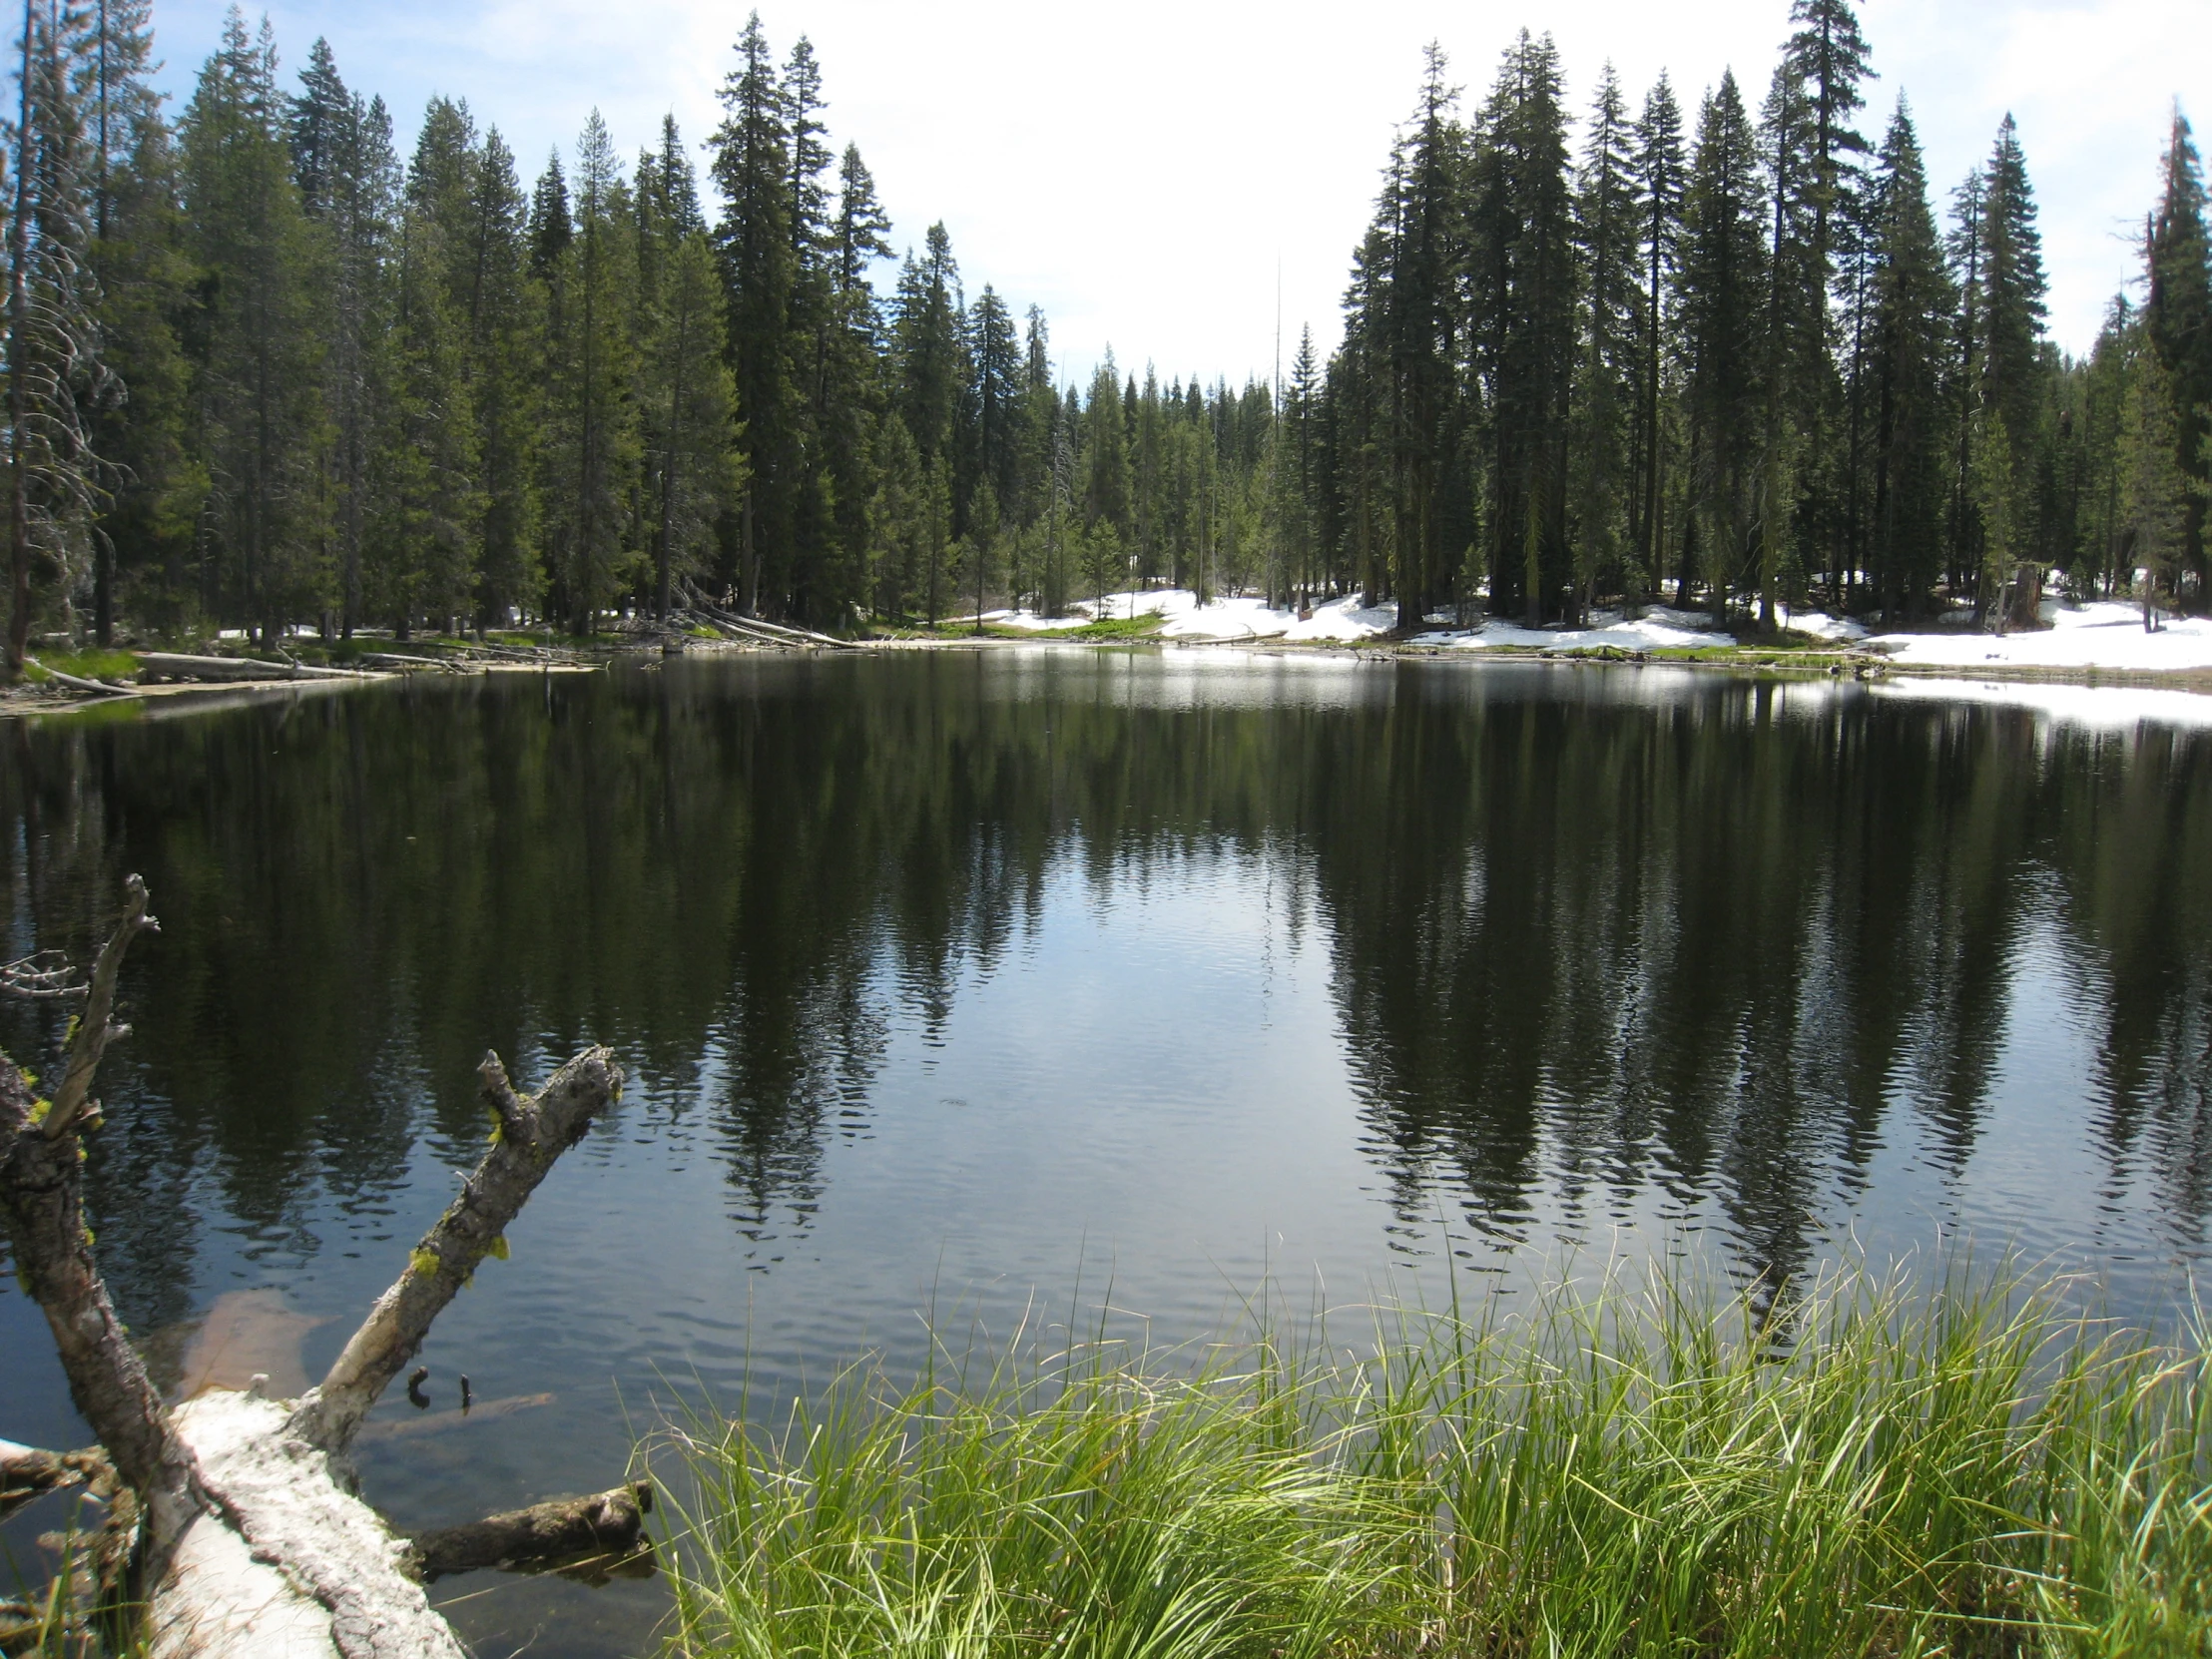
290, 1046, 623, 1448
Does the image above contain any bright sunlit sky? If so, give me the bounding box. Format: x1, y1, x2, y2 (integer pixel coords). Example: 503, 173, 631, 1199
149, 0, 2208, 389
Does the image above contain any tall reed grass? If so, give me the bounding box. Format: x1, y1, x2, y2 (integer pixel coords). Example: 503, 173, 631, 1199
653, 1260, 2211, 1658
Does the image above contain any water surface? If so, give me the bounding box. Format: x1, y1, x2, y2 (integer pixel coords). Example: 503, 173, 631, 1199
2, 651, 2209, 1655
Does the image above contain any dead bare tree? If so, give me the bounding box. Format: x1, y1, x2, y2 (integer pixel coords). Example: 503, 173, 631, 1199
0, 876, 642, 1657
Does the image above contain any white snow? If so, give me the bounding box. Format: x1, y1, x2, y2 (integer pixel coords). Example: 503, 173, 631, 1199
1412, 606, 1733, 652
983, 590, 2212, 680
1866, 601, 2212, 672
989, 589, 1398, 642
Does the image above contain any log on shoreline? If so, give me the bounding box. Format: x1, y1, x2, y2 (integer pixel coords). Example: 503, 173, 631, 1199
135, 652, 367, 684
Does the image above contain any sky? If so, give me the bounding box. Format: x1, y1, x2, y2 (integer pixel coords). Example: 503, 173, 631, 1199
149, 0, 2209, 390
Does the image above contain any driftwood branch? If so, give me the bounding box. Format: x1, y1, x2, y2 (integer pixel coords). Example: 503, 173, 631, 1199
0, 948, 85, 1000
0, 1438, 108, 1521
3, 877, 633, 1658
134, 651, 365, 683
22, 656, 128, 698
405, 1481, 650, 1579
289, 1047, 622, 1449
47, 873, 157, 1139
0, 884, 199, 1565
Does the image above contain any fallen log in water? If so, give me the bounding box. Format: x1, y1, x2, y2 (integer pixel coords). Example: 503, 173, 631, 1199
0, 1438, 107, 1520
356, 1391, 555, 1443
406, 1481, 650, 1578
0, 875, 630, 1659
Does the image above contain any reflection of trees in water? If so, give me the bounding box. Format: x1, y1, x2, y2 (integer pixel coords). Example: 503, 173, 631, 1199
1303, 678, 2212, 1293
0, 661, 2206, 1314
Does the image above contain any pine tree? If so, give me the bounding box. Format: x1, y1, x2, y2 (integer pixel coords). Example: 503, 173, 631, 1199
1570, 61, 1637, 614
1865, 98, 1951, 616
710, 12, 798, 615
366, 94, 482, 636
180, 8, 328, 642
1977, 116, 2047, 468
2119, 332, 2189, 629
891, 223, 962, 473
2146, 109, 2210, 604
643, 232, 740, 618
86, 32, 199, 638
466, 127, 541, 625
1082, 354, 1130, 537
78, 0, 173, 644
1470, 32, 1574, 625
1678, 71, 1766, 617
1630, 73, 1685, 591
5, 0, 111, 667
289, 44, 391, 635
542, 110, 637, 631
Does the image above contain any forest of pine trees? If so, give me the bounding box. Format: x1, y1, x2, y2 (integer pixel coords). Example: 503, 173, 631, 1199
0, 0, 2206, 665
1328, 3, 2212, 631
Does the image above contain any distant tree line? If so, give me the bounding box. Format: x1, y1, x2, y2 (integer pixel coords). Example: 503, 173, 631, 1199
1319, 0, 2212, 631
0, 0, 2204, 667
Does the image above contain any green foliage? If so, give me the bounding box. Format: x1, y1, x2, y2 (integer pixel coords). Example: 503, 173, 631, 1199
659, 1260, 2212, 1659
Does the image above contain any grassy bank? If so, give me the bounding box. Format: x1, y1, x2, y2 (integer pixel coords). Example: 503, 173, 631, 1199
655, 1263, 2210, 1658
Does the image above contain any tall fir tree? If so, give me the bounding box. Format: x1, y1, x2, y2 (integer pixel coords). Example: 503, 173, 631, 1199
180, 8, 328, 641
1677, 70, 1766, 616
2146, 110, 2210, 605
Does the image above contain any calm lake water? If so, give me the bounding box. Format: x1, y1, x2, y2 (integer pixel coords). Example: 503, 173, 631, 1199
4, 650, 2211, 1655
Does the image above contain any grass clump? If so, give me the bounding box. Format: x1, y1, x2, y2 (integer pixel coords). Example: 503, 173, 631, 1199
654, 1261, 2212, 1659
24, 647, 141, 683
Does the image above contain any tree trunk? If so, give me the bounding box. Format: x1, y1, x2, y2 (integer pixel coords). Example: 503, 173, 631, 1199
0, 878, 628, 1659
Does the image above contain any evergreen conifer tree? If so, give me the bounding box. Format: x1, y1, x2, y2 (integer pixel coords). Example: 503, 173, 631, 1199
2146, 110, 2210, 603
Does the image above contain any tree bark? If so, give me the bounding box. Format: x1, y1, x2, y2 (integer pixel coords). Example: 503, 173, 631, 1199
0, 877, 629, 1659
135, 653, 368, 683
406, 1481, 650, 1579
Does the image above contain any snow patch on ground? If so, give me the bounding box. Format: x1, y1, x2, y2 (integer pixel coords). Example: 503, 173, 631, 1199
1867, 602, 2212, 672
1412, 607, 1733, 652
985, 592, 2212, 679
990, 590, 1398, 642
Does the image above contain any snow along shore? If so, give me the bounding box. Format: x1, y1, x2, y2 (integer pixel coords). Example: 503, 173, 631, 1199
984, 591, 2212, 676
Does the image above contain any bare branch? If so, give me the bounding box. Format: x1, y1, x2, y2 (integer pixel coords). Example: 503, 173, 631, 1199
45, 873, 156, 1138
0, 947, 84, 999
404, 1481, 651, 1579
288, 1046, 623, 1449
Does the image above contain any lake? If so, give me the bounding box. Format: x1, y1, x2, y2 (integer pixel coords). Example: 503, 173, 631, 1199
3, 650, 2210, 1655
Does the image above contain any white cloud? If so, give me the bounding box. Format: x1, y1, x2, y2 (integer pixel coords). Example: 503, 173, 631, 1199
153, 0, 2207, 386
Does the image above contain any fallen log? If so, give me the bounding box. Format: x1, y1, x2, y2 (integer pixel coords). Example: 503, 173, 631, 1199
0, 1439, 108, 1520
356, 1391, 554, 1444
685, 597, 862, 651
406, 1481, 650, 1578
23, 658, 131, 698
135, 651, 366, 684
0, 876, 630, 1659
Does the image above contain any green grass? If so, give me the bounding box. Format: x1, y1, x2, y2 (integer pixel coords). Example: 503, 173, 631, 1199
654, 1259, 2212, 1659
23, 647, 142, 683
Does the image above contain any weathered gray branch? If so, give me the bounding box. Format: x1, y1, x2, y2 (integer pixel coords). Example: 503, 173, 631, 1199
135, 651, 366, 683
4, 878, 631, 1658
0, 947, 84, 999
0, 1437, 107, 1520
288, 1046, 623, 1449
405, 1481, 650, 1579
22, 657, 126, 697
46, 872, 157, 1138
0, 880, 200, 1562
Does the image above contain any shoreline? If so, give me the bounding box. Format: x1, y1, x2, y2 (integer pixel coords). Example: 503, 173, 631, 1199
9, 627, 2210, 721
